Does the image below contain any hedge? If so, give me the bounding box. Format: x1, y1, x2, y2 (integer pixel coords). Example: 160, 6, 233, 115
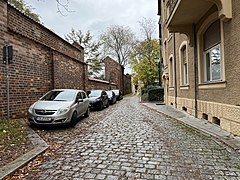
148, 88, 164, 101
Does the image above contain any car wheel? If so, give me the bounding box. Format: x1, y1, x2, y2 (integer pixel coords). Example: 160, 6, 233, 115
70, 111, 77, 127
84, 107, 90, 118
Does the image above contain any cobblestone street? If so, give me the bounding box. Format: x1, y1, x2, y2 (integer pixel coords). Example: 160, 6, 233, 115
8, 95, 240, 179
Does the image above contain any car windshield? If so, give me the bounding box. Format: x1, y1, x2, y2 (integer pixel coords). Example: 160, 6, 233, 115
88, 90, 101, 97
41, 90, 76, 101
112, 90, 119, 95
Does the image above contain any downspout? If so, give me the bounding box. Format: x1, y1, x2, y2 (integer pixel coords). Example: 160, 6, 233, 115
193, 24, 198, 118
173, 33, 177, 108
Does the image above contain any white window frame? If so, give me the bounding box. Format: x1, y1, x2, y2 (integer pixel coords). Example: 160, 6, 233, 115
203, 43, 222, 82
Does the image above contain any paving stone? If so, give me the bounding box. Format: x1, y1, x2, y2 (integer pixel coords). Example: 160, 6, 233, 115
15, 96, 240, 179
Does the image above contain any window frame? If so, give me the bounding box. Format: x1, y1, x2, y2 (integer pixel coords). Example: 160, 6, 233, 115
203, 43, 222, 82
197, 12, 226, 89
179, 42, 189, 88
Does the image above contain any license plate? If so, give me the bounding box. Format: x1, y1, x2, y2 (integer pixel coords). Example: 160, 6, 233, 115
36, 116, 52, 121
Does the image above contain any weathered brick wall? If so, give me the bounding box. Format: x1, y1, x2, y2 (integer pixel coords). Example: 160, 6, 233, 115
87, 78, 117, 91
1, 32, 54, 118
104, 56, 124, 93
124, 74, 132, 95
7, 5, 84, 62
53, 51, 87, 90
0, 0, 86, 118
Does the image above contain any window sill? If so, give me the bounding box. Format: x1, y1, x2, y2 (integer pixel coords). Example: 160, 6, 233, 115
199, 81, 226, 89
180, 85, 189, 90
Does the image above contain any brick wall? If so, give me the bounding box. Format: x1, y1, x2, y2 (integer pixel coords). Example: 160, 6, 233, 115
87, 77, 117, 91
52, 51, 87, 90
7, 5, 84, 62
0, 1, 86, 118
103, 56, 124, 93
124, 74, 132, 95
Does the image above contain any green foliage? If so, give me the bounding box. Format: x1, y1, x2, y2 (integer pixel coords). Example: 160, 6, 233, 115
141, 88, 147, 95
148, 88, 164, 101
8, 0, 40, 22
0, 119, 28, 150
141, 93, 148, 102
129, 39, 160, 86
65, 29, 104, 77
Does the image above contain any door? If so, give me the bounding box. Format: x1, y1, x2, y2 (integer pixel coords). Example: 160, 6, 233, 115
81, 91, 88, 114
76, 92, 84, 116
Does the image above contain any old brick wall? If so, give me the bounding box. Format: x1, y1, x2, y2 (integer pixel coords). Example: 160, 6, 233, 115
103, 56, 124, 93
7, 5, 84, 62
87, 77, 117, 91
124, 74, 132, 95
0, 1, 86, 118
52, 51, 87, 90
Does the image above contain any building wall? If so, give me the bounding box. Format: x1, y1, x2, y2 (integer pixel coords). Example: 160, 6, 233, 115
124, 74, 132, 95
104, 56, 124, 93
161, 0, 240, 135
87, 78, 117, 91
0, 0, 85, 118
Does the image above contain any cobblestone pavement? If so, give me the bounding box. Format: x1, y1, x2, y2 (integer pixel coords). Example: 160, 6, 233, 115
7, 95, 240, 179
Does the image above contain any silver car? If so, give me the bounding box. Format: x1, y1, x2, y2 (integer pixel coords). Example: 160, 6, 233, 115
28, 89, 89, 126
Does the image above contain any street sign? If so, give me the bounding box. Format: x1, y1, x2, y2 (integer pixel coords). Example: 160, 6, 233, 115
3, 45, 13, 64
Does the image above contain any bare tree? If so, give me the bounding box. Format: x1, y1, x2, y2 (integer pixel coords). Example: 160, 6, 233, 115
100, 25, 136, 67
55, 0, 74, 16
138, 17, 157, 41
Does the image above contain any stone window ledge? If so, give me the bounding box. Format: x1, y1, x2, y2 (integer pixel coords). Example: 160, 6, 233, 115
199, 81, 226, 89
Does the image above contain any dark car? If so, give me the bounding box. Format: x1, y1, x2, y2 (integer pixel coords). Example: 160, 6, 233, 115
112, 89, 123, 101
87, 90, 109, 110
106, 90, 117, 105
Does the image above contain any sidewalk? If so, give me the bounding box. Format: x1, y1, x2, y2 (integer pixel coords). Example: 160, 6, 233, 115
142, 102, 240, 151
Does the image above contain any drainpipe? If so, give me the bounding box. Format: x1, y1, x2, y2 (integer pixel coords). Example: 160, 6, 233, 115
173, 33, 177, 108
193, 24, 198, 118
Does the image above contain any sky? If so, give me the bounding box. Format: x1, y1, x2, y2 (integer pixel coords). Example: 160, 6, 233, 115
24, 0, 159, 73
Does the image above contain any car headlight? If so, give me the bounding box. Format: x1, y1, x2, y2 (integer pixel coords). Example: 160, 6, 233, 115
95, 98, 101, 102
28, 104, 35, 114
57, 106, 70, 115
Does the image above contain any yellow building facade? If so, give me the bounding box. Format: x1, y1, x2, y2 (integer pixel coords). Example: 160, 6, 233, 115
159, 0, 240, 135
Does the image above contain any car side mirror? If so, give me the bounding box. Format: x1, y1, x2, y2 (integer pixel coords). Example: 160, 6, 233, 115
78, 99, 83, 103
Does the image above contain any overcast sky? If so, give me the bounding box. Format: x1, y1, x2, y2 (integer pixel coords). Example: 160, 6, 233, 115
25, 0, 159, 40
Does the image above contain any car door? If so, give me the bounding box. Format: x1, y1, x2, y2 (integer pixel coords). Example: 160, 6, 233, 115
102, 91, 108, 106
76, 92, 84, 117
81, 91, 88, 115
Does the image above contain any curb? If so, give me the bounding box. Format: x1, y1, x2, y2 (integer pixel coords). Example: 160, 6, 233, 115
0, 126, 48, 179
141, 103, 240, 152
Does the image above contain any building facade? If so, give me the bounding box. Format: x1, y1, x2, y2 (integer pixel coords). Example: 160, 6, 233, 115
159, 0, 240, 135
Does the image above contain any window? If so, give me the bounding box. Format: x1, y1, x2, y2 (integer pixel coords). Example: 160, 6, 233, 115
204, 45, 221, 81
76, 92, 82, 100
180, 45, 188, 85
169, 57, 174, 87
203, 20, 221, 82
81, 92, 87, 99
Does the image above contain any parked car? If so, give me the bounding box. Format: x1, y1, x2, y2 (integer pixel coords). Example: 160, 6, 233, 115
87, 90, 109, 110
28, 89, 89, 127
106, 90, 117, 105
112, 89, 123, 101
